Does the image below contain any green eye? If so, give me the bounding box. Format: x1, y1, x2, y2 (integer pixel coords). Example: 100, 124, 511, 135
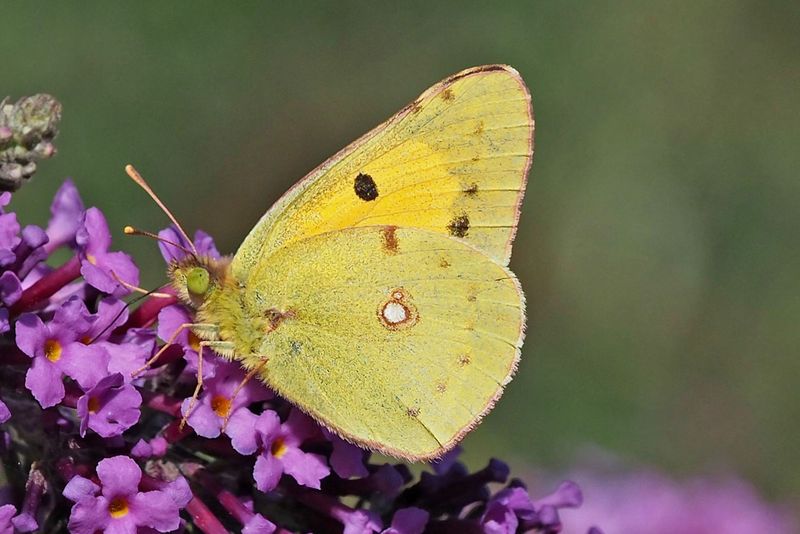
186, 267, 210, 295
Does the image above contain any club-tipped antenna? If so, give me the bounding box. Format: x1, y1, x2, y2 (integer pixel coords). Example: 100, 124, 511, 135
125, 164, 198, 256
123, 225, 195, 257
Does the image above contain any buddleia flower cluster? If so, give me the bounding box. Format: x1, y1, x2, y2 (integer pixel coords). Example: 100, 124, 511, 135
0, 178, 599, 533
0, 143, 599, 532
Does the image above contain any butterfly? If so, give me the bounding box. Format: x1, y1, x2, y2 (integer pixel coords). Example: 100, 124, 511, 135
131, 64, 533, 461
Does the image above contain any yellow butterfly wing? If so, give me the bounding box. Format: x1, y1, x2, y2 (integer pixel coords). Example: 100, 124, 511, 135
238, 226, 524, 460
231, 64, 533, 279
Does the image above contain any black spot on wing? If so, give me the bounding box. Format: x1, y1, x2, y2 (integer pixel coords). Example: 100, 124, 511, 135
447, 213, 470, 238
354, 173, 379, 201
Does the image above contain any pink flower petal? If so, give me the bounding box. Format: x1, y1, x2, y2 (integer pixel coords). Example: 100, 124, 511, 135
226, 407, 259, 455
97, 456, 142, 497
25, 356, 64, 408
253, 452, 283, 493
281, 447, 330, 489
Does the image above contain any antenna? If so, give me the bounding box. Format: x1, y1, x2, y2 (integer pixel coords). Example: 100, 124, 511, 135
87, 286, 174, 344
110, 269, 173, 299
125, 165, 198, 256
123, 226, 196, 257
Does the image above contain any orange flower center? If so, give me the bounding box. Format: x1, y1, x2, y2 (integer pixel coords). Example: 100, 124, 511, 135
271, 437, 288, 458
187, 331, 201, 352
210, 395, 231, 418
86, 253, 97, 265
44, 339, 62, 362
87, 396, 101, 413
108, 496, 129, 518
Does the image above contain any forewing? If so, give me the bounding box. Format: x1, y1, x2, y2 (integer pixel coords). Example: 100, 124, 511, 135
232, 64, 533, 279
240, 226, 525, 460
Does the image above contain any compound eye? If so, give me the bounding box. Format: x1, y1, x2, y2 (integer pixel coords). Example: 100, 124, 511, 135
186, 267, 210, 295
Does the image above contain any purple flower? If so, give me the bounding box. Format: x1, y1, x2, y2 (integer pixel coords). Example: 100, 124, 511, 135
430, 445, 462, 475
16, 297, 110, 407
44, 179, 84, 254
154, 475, 193, 514
100, 339, 152, 384
78, 297, 151, 383
0, 271, 21, 306
180, 361, 271, 454
12, 225, 49, 280
84, 296, 129, 342
0, 504, 15, 534
158, 304, 219, 379
76, 207, 139, 296
109, 326, 157, 381
0, 504, 17, 534
77, 373, 142, 437
382, 508, 429, 534
0, 177, 611, 534
253, 409, 331, 492
63, 455, 189, 534
10, 512, 36, 532
482, 487, 532, 534
243, 513, 277, 534
0, 398, 10, 423
482, 482, 582, 534
328, 432, 369, 479
0, 192, 20, 267
563, 470, 797, 534
158, 226, 220, 263
131, 436, 168, 459
338, 507, 382, 534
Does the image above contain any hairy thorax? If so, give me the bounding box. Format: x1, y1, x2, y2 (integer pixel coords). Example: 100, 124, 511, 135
168, 255, 266, 358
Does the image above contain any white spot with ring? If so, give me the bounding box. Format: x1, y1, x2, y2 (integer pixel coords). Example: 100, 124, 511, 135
382, 301, 408, 324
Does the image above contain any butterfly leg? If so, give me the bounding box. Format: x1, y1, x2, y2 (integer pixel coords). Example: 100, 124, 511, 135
180, 339, 235, 430
131, 322, 218, 378
221, 356, 270, 432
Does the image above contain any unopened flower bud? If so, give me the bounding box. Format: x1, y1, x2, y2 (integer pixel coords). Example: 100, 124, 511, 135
0, 94, 61, 191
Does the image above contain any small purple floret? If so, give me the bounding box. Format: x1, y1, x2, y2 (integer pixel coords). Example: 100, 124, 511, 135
64, 455, 188, 534
77, 373, 142, 437
158, 304, 219, 379
76, 207, 139, 296
328, 433, 369, 479
253, 409, 331, 492
0, 504, 15, 534
45, 179, 84, 253
382, 507, 429, 534
16, 298, 110, 407
0, 399, 10, 424
243, 513, 278, 534
158, 226, 220, 263
180, 360, 271, 454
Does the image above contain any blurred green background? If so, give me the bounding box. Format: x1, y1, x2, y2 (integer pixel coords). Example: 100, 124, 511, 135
4, 1, 798, 503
